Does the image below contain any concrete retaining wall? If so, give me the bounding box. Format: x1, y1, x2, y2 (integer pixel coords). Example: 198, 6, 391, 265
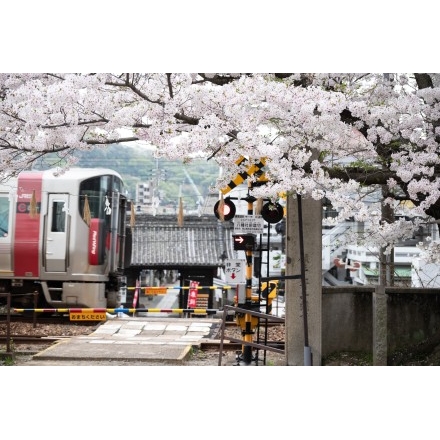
322, 287, 440, 361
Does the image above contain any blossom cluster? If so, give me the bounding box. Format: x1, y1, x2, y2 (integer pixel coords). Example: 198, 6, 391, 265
1, 73, 440, 259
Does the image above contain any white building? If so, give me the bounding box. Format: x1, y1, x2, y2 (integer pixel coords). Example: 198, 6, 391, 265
322, 214, 439, 287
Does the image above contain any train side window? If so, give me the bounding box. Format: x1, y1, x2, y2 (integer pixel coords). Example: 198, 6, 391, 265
51, 201, 66, 232
0, 196, 9, 237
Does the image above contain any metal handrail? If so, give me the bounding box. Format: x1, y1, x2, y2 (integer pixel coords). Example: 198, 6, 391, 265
217, 304, 285, 366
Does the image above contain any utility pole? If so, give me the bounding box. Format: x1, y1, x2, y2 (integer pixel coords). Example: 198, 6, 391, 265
285, 194, 322, 365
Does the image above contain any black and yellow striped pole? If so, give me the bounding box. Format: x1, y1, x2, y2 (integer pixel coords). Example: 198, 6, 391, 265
241, 179, 259, 365
261, 280, 278, 314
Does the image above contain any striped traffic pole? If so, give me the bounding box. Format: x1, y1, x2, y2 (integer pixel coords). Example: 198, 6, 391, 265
132, 279, 139, 311
13, 308, 219, 314
126, 285, 233, 290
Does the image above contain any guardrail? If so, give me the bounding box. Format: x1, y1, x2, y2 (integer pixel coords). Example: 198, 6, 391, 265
127, 285, 233, 293
217, 304, 285, 366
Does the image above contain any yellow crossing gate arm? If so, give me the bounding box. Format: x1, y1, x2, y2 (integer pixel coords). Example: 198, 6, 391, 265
220, 156, 267, 195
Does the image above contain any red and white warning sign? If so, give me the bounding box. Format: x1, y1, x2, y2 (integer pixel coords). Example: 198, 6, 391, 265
187, 280, 199, 308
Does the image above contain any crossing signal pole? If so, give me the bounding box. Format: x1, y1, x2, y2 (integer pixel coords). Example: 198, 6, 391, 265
214, 156, 285, 365
239, 180, 257, 365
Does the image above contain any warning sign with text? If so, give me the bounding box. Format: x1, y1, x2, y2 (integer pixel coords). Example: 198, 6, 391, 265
70, 312, 107, 321
224, 259, 246, 284
233, 215, 264, 233
187, 280, 199, 308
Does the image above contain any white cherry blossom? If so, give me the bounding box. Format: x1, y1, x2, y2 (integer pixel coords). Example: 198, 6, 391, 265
2, 73, 440, 259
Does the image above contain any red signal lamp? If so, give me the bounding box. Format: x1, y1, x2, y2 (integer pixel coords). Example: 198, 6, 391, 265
214, 198, 236, 221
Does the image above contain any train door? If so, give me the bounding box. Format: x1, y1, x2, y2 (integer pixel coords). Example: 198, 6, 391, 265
44, 194, 69, 272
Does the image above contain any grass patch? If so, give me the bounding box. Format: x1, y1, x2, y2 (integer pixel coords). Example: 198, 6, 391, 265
322, 351, 373, 366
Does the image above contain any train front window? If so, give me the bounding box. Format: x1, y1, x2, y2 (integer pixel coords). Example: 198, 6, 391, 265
79, 175, 123, 224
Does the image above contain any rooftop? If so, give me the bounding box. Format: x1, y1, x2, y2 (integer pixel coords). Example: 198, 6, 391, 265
129, 214, 235, 268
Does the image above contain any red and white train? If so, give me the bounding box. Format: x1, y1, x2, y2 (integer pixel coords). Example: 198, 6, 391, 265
0, 167, 131, 309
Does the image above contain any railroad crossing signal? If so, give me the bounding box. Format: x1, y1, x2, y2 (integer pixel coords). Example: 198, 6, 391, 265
214, 198, 236, 221
220, 156, 267, 195
261, 202, 284, 224
233, 233, 255, 251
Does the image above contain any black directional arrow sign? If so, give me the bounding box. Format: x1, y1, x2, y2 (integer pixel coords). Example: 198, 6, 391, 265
233, 234, 255, 251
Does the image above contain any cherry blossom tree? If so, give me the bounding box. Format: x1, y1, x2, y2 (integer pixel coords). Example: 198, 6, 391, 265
1, 73, 440, 260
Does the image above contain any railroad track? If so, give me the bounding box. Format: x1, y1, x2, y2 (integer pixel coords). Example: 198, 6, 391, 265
0, 338, 285, 359
1, 310, 284, 326
0, 334, 284, 351
200, 340, 285, 351
1, 313, 285, 353
0, 337, 284, 349
0, 313, 97, 325
0, 335, 67, 344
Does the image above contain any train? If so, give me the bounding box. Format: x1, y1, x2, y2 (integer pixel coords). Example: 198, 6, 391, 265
0, 167, 132, 309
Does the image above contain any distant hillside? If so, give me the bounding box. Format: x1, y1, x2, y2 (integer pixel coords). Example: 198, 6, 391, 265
33, 143, 221, 211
